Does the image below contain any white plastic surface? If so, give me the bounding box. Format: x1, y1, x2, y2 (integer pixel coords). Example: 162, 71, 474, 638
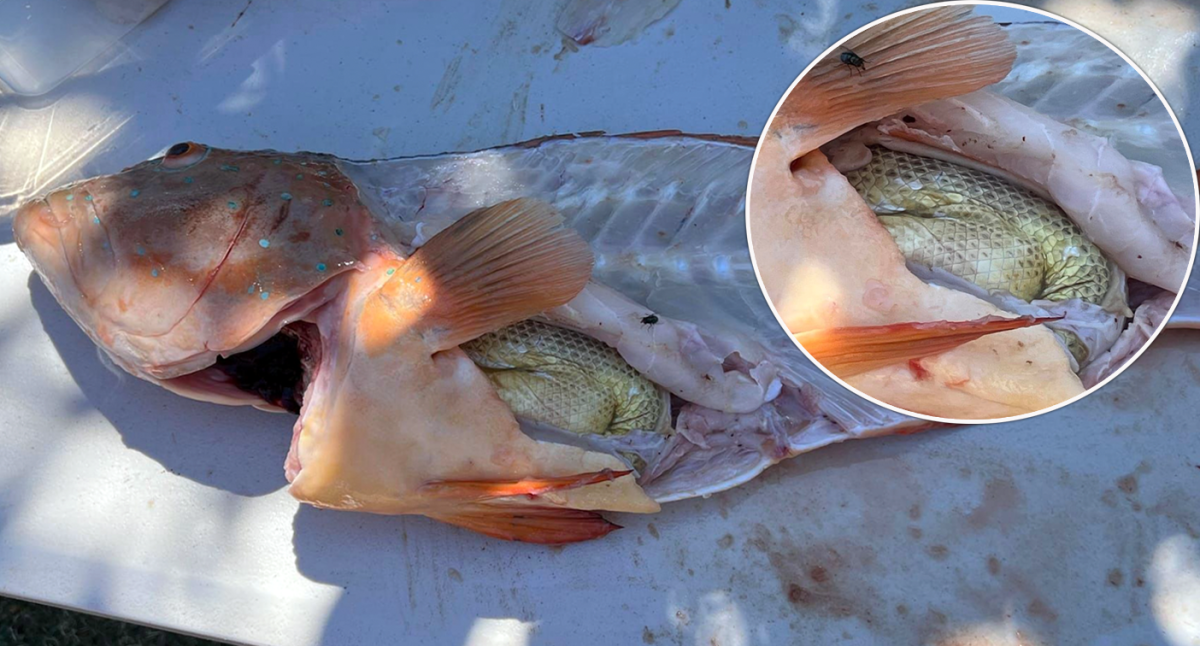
1, 2, 1198, 645
0, 0, 169, 96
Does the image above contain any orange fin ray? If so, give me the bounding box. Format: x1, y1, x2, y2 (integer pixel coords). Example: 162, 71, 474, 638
421, 469, 632, 502
426, 505, 621, 544
797, 315, 1060, 378
774, 6, 1016, 158
385, 198, 593, 350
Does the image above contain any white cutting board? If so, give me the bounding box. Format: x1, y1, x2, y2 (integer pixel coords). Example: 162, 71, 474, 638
0, 1, 1197, 644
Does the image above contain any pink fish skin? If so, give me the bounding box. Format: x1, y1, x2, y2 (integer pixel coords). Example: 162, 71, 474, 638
14, 143, 387, 382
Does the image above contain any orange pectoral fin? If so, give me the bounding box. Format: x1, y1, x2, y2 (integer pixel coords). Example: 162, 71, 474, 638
796, 315, 1060, 378
421, 469, 632, 502
426, 504, 622, 544
419, 469, 634, 543
380, 198, 594, 351
772, 6, 1016, 158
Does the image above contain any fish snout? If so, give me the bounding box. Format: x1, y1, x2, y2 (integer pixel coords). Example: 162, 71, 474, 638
13, 195, 72, 259
14, 187, 113, 308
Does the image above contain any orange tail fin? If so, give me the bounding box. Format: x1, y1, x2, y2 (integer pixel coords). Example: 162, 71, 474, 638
772, 6, 1015, 158
421, 469, 631, 502
797, 315, 1060, 378
427, 505, 621, 544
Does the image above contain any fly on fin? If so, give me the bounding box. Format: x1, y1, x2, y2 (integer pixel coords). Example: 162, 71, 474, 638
796, 315, 1062, 378
380, 198, 594, 350
772, 6, 1016, 159
426, 504, 622, 544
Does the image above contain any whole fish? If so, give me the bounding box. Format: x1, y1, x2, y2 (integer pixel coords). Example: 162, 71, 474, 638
17, 132, 946, 543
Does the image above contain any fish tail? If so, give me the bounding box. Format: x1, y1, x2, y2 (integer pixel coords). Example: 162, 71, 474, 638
796, 315, 1060, 378
384, 198, 593, 350
773, 6, 1015, 157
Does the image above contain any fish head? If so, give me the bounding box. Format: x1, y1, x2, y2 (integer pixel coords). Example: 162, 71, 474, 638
14, 142, 381, 379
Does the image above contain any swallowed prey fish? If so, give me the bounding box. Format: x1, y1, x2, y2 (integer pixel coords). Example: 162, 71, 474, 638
843, 146, 1125, 363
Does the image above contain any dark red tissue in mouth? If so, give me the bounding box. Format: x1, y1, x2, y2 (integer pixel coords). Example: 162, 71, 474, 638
212, 322, 321, 413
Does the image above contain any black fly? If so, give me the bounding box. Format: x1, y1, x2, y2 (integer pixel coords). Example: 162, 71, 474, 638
640, 313, 659, 327
840, 50, 867, 74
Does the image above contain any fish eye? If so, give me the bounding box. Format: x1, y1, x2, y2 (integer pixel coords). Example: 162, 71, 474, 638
161, 142, 208, 170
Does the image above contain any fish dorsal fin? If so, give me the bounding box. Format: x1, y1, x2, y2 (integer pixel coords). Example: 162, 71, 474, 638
772, 6, 1016, 158
384, 198, 593, 350
796, 315, 1059, 378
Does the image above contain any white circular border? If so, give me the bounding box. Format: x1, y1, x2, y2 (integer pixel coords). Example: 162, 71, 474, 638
744, 0, 1200, 425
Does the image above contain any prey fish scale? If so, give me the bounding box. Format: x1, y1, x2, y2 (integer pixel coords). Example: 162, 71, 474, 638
461, 319, 669, 438
846, 147, 1112, 305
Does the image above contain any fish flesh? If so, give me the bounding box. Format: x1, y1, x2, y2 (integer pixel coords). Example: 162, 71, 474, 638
749, 6, 1195, 418
15, 134, 931, 542
750, 7, 1080, 419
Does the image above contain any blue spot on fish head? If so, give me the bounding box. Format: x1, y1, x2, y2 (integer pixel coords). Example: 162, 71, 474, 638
259, 238, 270, 248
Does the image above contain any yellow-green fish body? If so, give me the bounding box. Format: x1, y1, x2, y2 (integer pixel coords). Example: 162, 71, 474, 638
845, 147, 1114, 306
461, 319, 670, 438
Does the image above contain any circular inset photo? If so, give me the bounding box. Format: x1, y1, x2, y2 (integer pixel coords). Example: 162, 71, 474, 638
747, 2, 1198, 422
